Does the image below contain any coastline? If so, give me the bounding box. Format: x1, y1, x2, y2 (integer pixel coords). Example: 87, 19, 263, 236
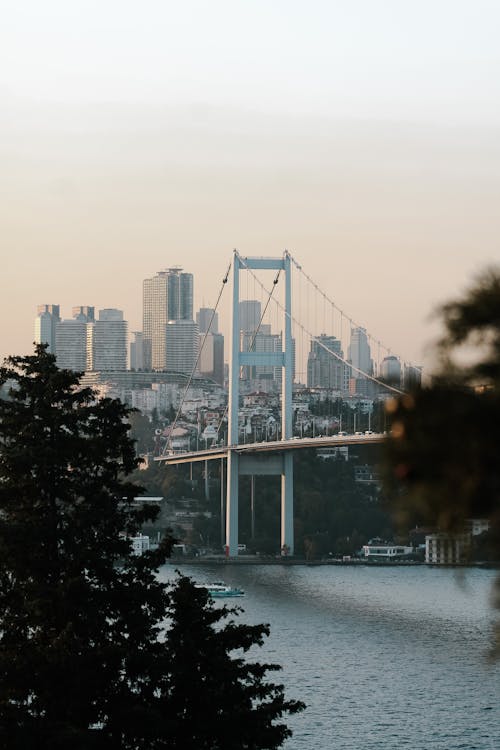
166, 556, 500, 569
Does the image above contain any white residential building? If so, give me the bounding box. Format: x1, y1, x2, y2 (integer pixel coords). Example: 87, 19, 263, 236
86, 309, 127, 371
362, 543, 413, 560
55, 319, 88, 371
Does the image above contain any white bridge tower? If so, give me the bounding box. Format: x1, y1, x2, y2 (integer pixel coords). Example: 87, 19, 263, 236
226, 252, 294, 557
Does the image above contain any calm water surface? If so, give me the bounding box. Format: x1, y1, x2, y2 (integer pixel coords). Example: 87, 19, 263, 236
159, 563, 500, 750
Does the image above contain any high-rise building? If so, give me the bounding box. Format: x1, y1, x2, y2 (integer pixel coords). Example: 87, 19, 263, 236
178, 271, 193, 320
307, 335, 345, 390
380, 355, 401, 388
34, 304, 60, 354
198, 332, 224, 385
348, 327, 373, 394
403, 364, 423, 390
55, 318, 88, 371
72, 306, 95, 322
165, 319, 198, 375
239, 300, 261, 333
143, 268, 194, 370
130, 332, 144, 371
196, 307, 218, 334
348, 327, 372, 376
240, 329, 295, 386
241, 328, 277, 380
87, 309, 127, 371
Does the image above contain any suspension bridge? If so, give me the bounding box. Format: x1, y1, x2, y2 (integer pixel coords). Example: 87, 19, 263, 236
156, 250, 418, 557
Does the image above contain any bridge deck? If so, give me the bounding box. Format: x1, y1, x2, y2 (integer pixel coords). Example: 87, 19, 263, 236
154, 433, 385, 465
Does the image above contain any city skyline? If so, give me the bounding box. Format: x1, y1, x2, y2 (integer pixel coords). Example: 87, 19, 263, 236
2, 2, 500, 372
33, 286, 417, 395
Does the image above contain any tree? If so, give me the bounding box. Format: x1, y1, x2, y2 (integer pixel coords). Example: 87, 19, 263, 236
384, 268, 500, 654
0, 346, 303, 747
163, 575, 305, 750
0, 345, 173, 748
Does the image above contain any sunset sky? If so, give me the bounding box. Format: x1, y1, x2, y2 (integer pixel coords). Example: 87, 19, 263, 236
2, 0, 500, 372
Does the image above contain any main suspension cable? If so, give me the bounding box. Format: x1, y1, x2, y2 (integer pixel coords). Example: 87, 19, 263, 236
245, 251, 405, 396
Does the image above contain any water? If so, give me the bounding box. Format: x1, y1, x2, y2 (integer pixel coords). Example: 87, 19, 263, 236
159, 563, 500, 750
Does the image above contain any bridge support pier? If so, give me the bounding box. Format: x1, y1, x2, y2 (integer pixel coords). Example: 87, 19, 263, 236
226, 450, 239, 556
281, 452, 294, 554
227, 451, 294, 556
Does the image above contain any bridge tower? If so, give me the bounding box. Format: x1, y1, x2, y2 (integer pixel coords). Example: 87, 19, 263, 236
226, 252, 294, 557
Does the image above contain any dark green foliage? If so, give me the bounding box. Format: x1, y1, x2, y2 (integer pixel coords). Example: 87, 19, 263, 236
383, 268, 500, 654
0, 345, 303, 747
0, 345, 171, 748
163, 575, 305, 750
384, 386, 500, 532
293, 449, 390, 557
128, 410, 156, 455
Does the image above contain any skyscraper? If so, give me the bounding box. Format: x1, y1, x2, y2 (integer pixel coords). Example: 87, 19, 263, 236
130, 332, 144, 370
72, 306, 95, 322
143, 268, 194, 370
239, 300, 261, 333
55, 318, 88, 371
34, 304, 60, 354
348, 327, 372, 377
86, 309, 127, 371
380, 355, 401, 388
165, 319, 198, 375
307, 335, 345, 390
198, 332, 224, 385
347, 327, 373, 394
403, 364, 422, 390
196, 307, 219, 334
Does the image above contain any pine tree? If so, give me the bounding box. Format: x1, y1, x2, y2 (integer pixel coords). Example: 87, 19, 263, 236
0, 345, 173, 748
0, 345, 304, 747
163, 575, 305, 750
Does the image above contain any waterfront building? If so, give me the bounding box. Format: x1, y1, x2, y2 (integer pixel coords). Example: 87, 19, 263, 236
34, 304, 60, 354
362, 542, 413, 560
86, 309, 127, 371
143, 268, 194, 370
425, 532, 471, 564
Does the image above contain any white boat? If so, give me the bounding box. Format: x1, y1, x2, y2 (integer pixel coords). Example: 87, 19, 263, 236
195, 581, 245, 598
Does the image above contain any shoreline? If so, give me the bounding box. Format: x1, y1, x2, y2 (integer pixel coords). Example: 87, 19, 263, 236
166, 556, 500, 569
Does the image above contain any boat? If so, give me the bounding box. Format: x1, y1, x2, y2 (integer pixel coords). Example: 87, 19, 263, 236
195, 581, 245, 598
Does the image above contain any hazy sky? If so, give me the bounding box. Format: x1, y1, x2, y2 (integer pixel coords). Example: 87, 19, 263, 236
2, 0, 500, 371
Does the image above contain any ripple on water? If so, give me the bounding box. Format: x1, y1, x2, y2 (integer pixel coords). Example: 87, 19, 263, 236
162, 563, 500, 750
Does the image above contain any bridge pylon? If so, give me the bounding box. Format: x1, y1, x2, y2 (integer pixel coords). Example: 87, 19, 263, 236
226, 252, 294, 557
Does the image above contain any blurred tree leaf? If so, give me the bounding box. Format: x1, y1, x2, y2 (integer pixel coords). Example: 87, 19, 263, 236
384, 268, 500, 657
